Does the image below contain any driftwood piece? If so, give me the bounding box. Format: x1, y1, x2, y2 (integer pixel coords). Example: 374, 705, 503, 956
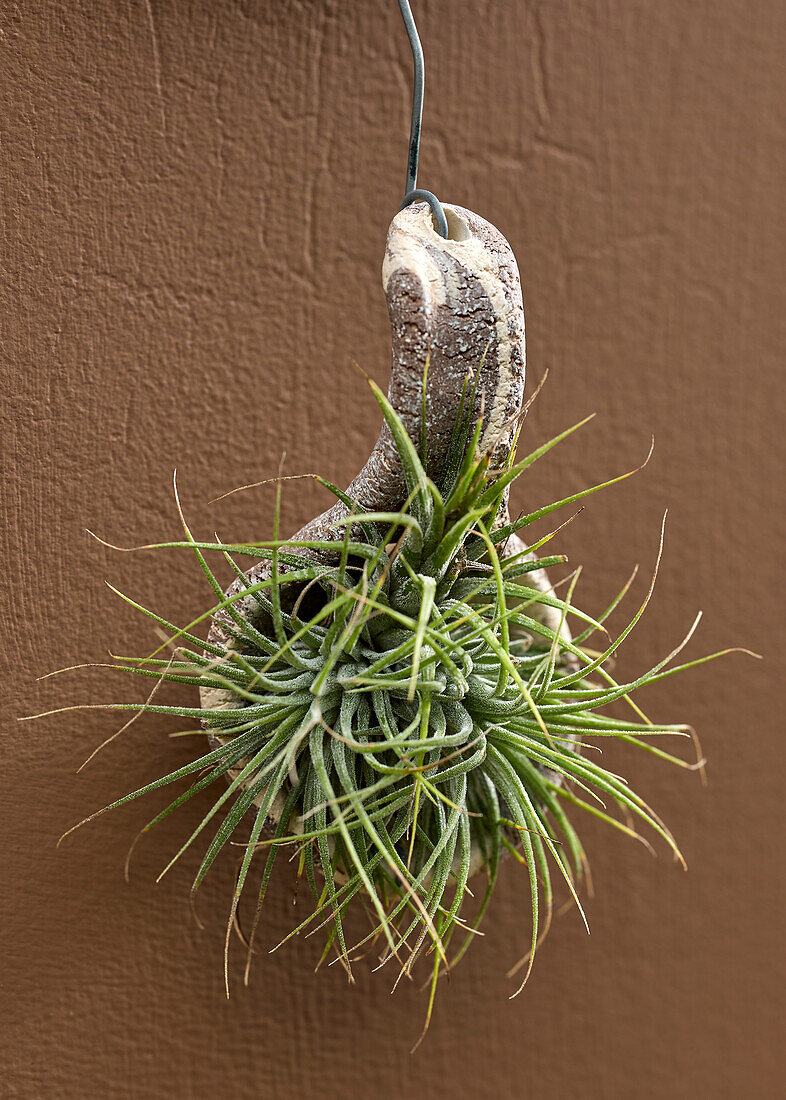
201, 201, 571, 849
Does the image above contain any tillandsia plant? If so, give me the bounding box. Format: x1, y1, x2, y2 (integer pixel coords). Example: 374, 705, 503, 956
47, 202, 746, 1040
57, 376, 726, 1021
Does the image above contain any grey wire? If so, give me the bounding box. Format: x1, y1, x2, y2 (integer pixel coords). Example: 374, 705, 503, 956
397, 0, 448, 238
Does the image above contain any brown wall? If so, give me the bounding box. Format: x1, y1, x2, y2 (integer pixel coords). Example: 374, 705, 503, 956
2, 2, 783, 1097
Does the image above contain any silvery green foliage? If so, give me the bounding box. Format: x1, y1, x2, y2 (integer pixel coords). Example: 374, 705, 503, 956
66, 378, 724, 1023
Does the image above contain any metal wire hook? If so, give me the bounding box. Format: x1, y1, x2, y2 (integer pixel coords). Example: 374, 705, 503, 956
397, 0, 449, 238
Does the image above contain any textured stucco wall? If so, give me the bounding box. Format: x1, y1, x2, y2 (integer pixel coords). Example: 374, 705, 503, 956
2, 2, 783, 1097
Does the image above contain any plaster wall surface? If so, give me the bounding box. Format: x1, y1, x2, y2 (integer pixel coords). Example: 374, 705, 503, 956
2, 2, 783, 1096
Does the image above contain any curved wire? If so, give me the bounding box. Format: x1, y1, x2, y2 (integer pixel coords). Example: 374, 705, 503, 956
400, 188, 448, 236
397, 0, 448, 238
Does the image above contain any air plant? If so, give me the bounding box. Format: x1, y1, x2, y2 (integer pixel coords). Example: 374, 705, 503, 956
51, 369, 738, 1040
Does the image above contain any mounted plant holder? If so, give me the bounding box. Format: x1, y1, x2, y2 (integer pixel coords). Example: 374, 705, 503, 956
43, 0, 751, 1041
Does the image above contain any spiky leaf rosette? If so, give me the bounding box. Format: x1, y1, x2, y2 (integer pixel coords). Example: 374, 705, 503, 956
57, 379, 730, 1024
